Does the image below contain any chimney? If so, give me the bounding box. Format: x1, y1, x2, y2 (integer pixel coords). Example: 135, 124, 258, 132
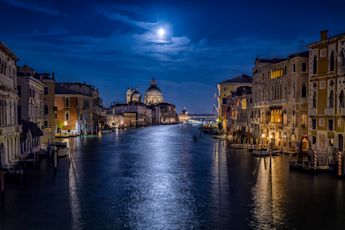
320, 30, 328, 41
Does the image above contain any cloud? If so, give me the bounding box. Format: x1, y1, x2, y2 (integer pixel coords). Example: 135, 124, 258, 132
95, 7, 156, 30
1, 0, 59, 15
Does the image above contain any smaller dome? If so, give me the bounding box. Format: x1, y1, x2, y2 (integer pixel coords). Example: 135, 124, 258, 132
131, 90, 142, 103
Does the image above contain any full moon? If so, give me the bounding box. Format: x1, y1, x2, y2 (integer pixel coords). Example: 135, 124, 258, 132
157, 28, 166, 37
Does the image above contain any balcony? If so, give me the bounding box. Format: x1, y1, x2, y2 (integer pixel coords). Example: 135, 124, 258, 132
0, 125, 21, 135
0, 73, 15, 90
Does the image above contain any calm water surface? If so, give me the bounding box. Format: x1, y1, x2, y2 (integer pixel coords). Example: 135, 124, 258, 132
1, 124, 345, 229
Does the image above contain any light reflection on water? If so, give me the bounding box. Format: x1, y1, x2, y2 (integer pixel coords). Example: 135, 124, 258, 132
1, 124, 345, 229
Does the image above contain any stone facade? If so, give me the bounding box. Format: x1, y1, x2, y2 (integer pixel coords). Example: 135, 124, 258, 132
0, 42, 21, 168
252, 52, 309, 152
227, 86, 255, 144
308, 31, 345, 155
17, 72, 45, 129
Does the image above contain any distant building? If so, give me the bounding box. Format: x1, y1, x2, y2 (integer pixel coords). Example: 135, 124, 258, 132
217, 74, 252, 131
0, 42, 21, 168
178, 108, 189, 122
108, 79, 177, 127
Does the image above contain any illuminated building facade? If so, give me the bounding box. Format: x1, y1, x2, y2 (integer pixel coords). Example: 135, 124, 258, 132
55, 82, 102, 136
253, 51, 309, 152
227, 86, 255, 144
217, 74, 252, 131
308, 31, 345, 154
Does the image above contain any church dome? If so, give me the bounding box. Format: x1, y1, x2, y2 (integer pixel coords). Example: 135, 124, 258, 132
145, 79, 164, 105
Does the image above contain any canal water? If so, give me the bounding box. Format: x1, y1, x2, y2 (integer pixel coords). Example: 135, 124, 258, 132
1, 124, 345, 229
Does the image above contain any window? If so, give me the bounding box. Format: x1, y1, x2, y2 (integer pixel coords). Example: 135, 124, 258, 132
342, 51, 345, 67
44, 105, 48, 115
44, 87, 48, 95
302, 83, 307, 98
65, 111, 70, 121
312, 119, 317, 129
329, 119, 334, 131
65, 98, 70, 108
293, 64, 296, 73
312, 136, 317, 144
329, 90, 334, 108
301, 114, 307, 127
313, 55, 317, 74
340, 90, 345, 108
302, 63, 307, 72
17, 86, 21, 97
44, 121, 48, 128
330, 51, 335, 71
222, 98, 227, 105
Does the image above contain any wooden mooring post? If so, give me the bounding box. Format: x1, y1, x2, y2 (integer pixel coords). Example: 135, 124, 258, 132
338, 152, 343, 177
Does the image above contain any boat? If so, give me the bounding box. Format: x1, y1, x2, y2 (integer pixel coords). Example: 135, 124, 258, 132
252, 149, 279, 157
51, 142, 69, 158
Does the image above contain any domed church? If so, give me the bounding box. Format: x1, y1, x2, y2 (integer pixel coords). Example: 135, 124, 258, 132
145, 79, 164, 105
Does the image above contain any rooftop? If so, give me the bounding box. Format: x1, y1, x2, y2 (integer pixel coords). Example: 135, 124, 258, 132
0, 42, 18, 61
219, 74, 252, 84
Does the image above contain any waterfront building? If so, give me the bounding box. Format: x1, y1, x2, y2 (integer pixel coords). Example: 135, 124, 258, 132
55, 82, 102, 136
227, 86, 255, 144
37, 73, 56, 146
150, 102, 178, 124
217, 74, 252, 131
17, 65, 56, 147
17, 67, 45, 130
0, 42, 21, 168
252, 51, 309, 152
109, 103, 153, 127
20, 121, 43, 158
178, 108, 189, 122
308, 30, 345, 155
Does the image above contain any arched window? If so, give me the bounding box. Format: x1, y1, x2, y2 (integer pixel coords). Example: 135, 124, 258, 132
329, 90, 334, 108
341, 51, 345, 67
340, 90, 345, 108
313, 92, 317, 109
313, 55, 317, 74
302, 83, 307, 98
330, 50, 335, 71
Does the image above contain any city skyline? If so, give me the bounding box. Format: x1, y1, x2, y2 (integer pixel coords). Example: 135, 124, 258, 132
1, 0, 345, 113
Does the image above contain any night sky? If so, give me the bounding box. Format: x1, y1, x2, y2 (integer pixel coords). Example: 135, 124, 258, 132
1, 0, 345, 113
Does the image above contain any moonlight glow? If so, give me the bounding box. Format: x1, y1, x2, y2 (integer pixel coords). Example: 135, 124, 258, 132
157, 28, 166, 37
